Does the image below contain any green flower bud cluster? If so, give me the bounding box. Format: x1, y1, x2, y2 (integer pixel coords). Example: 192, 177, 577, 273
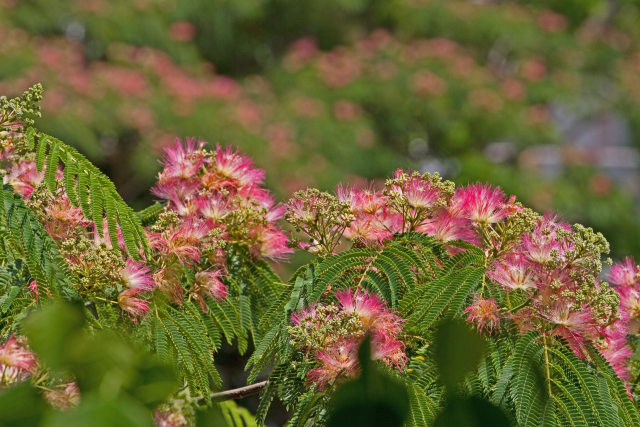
288, 304, 363, 351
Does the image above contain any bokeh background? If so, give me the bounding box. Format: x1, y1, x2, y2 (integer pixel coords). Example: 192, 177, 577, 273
2, 0, 640, 262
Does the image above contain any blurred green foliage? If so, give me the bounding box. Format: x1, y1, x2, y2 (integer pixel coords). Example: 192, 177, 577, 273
1, 302, 178, 427
1, 0, 640, 259
326, 336, 409, 427
325, 319, 512, 427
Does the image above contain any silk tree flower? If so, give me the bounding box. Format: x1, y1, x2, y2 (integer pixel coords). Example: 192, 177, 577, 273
610, 257, 639, 288
153, 267, 183, 304
521, 214, 572, 264
335, 288, 402, 332
44, 194, 91, 239
93, 218, 126, 251
342, 217, 393, 242
384, 169, 454, 231
0, 335, 37, 386
337, 185, 398, 242
337, 185, 387, 216
194, 194, 231, 221
465, 296, 500, 333
417, 207, 479, 248
290, 305, 319, 328
118, 288, 150, 321
44, 382, 80, 411
155, 409, 189, 427
250, 225, 293, 259
616, 286, 640, 321
487, 254, 537, 291
206, 144, 265, 189
290, 289, 407, 388
540, 303, 596, 355
390, 171, 445, 210
192, 269, 227, 310
148, 218, 213, 264
151, 178, 201, 206
598, 320, 633, 381
3, 160, 43, 198
156, 138, 205, 181
151, 139, 291, 262
453, 184, 519, 225
285, 188, 353, 256
371, 332, 407, 369
119, 259, 156, 291
306, 340, 359, 390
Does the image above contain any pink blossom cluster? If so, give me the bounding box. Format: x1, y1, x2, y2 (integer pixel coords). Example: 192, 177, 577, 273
333, 173, 517, 251
44, 382, 80, 410
484, 214, 623, 375
0, 130, 296, 321
605, 258, 640, 379
0, 142, 158, 321
0, 335, 37, 386
293, 171, 631, 381
0, 135, 290, 321
290, 289, 406, 389
150, 138, 291, 263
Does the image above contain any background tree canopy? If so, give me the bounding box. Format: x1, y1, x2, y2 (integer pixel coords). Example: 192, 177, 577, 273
1, 0, 640, 259
3, 2, 640, 426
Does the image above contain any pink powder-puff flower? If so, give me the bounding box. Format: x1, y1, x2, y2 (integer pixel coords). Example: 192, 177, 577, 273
417, 208, 479, 246
0, 335, 37, 385
599, 324, 633, 381
393, 173, 444, 210
343, 217, 392, 242
44, 382, 80, 411
44, 195, 91, 239
4, 160, 44, 199
453, 184, 518, 225
208, 145, 265, 188
194, 194, 231, 221
371, 332, 407, 369
194, 270, 227, 301
157, 138, 205, 181
250, 226, 292, 260
465, 296, 500, 333
487, 254, 537, 291
338, 185, 387, 215
155, 408, 189, 427
307, 340, 359, 389
118, 289, 150, 321
153, 267, 183, 304
151, 178, 201, 206
335, 289, 386, 330
119, 259, 155, 291
610, 257, 639, 287
520, 214, 572, 265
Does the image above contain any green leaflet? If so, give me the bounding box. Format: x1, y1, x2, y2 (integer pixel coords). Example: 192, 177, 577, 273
402, 266, 484, 333
154, 302, 222, 396
28, 129, 148, 258
490, 332, 640, 427
0, 185, 78, 302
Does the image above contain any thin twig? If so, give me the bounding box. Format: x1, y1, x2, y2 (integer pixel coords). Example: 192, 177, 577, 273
198, 381, 268, 403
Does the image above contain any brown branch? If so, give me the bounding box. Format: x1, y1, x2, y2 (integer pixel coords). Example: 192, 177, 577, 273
198, 380, 268, 403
